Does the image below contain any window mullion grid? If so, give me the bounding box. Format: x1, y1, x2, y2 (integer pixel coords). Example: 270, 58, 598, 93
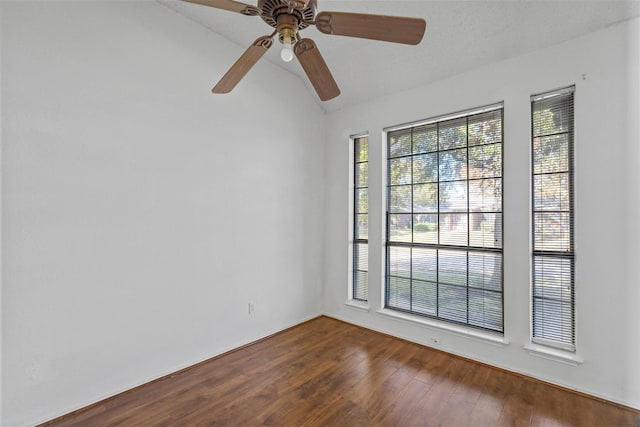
385, 139, 391, 308
436, 122, 441, 319
531, 88, 575, 350
569, 117, 576, 343
385, 106, 503, 333
499, 109, 505, 332
353, 137, 369, 302
410, 128, 414, 312
465, 116, 470, 325
353, 142, 358, 299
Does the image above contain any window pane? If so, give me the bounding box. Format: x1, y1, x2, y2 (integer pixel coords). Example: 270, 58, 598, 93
388, 246, 411, 278
387, 276, 411, 310
356, 162, 368, 187
413, 214, 438, 244
438, 249, 467, 286
355, 188, 368, 214
389, 157, 412, 185
439, 117, 467, 150
438, 284, 467, 323
469, 178, 502, 212
413, 183, 438, 212
412, 153, 438, 183
468, 252, 502, 291
469, 212, 502, 248
469, 110, 502, 146
355, 214, 368, 240
533, 298, 573, 345
438, 149, 467, 181
389, 131, 412, 158
469, 289, 502, 331
468, 144, 502, 179
439, 181, 468, 212
413, 124, 438, 154
354, 270, 368, 301
534, 173, 570, 211
412, 247, 437, 282
533, 212, 571, 251
532, 96, 573, 136
355, 243, 369, 272
389, 214, 412, 242
533, 256, 572, 300
533, 135, 569, 174
389, 185, 411, 213
354, 243, 368, 301
412, 280, 437, 316
439, 213, 468, 246
356, 138, 368, 162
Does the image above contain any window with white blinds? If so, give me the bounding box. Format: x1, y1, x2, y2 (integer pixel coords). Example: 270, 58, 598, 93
385, 105, 503, 333
531, 86, 575, 351
353, 135, 369, 301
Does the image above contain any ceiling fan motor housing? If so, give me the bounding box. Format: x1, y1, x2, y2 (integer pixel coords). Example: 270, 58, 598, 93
259, 0, 316, 31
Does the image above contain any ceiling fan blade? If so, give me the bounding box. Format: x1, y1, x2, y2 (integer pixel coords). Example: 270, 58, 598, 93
315, 11, 426, 45
212, 36, 273, 93
181, 0, 259, 16
294, 38, 340, 102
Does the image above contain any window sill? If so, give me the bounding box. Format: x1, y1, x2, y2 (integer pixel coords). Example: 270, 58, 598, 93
376, 308, 509, 347
344, 300, 370, 312
524, 343, 584, 366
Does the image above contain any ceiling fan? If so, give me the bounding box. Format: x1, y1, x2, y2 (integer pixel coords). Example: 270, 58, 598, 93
182, 0, 427, 101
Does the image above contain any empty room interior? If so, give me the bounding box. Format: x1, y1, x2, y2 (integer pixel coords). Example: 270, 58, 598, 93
2, 0, 639, 425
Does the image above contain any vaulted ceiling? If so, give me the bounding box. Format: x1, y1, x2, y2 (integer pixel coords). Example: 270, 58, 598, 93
158, 0, 639, 113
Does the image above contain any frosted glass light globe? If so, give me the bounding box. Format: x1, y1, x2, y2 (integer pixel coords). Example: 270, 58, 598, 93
281, 44, 294, 62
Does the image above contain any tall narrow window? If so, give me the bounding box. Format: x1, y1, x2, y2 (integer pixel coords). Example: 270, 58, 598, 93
353, 135, 369, 301
385, 105, 503, 332
531, 87, 575, 351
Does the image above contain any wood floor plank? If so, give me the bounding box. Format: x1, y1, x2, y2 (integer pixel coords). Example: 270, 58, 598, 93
414, 356, 474, 426
372, 378, 432, 426
436, 363, 490, 426
41, 316, 640, 427
471, 396, 505, 427
500, 375, 537, 426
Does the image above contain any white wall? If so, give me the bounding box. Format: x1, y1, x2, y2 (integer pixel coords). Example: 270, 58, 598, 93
1, 2, 325, 426
324, 18, 640, 409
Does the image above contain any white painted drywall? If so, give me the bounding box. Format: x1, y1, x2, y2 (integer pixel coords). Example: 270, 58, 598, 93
1, 2, 325, 425
323, 18, 640, 409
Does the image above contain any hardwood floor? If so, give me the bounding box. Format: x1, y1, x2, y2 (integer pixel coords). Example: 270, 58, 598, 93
42, 316, 639, 427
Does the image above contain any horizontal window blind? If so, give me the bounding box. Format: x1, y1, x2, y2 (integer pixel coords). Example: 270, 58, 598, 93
353, 135, 369, 301
531, 87, 575, 351
385, 105, 504, 333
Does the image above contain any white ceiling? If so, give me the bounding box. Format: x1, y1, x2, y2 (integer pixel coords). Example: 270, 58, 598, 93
158, 0, 639, 113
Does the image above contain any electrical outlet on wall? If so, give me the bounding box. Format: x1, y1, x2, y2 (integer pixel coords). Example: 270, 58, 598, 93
248, 302, 255, 314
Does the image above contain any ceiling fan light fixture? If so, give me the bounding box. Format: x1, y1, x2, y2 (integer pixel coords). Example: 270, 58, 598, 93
279, 27, 296, 62
276, 12, 298, 63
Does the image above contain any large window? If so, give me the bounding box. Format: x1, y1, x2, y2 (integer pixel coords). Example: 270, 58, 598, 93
531, 87, 575, 351
352, 135, 369, 301
385, 105, 504, 332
